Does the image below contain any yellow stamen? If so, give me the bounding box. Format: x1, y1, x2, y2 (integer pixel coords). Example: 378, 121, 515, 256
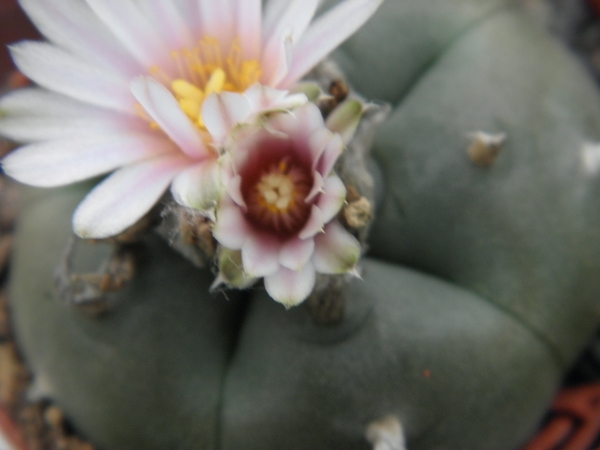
144, 37, 263, 133
205, 68, 226, 96
256, 172, 296, 213
172, 79, 204, 102
179, 98, 202, 121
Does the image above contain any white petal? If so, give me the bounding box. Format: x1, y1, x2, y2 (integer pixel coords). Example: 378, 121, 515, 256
171, 159, 221, 213
260, 30, 293, 86
317, 175, 347, 224
241, 234, 281, 277
197, 0, 234, 48
279, 0, 385, 88
261, 0, 319, 86
313, 221, 361, 274
85, 0, 172, 72
201, 92, 252, 144
2, 133, 176, 187
298, 204, 324, 239
10, 41, 134, 114
263, 0, 290, 38
131, 76, 210, 159
173, 0, 198, 36
1, 132, 176, 187
264, 262, 316, 307
213, 204, 251, 250
136, 1, 193, 50
0, 88, 148, 142
19, 0, 141, 76
262, 0, 318, 53
279, 237, 315, 271
234, 0, 262, 59
73, 155, 190, 239
317, 133, 344, 176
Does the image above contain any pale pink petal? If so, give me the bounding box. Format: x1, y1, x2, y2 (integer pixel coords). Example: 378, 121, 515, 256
201, 92, 252, 144
1, 132, 176, 187
268, 93, 308, 111
137, 1, 193, 50
279, 0, 385, 88
244, 84, 308, 115
73, 154, 190, 239
264, 262, 316, 307
19, 0, 141, 76
0, 88, 149, 142
85, 0, 172, 72
266, 102, 323, 141
279, 237, 315, 271
293, 103, 326, 138
241, 234, 281, 277
198, 0, 234, 48
226, 174, 246, 208
171, 159, 221, 213
10, 41, 134, 114
244, 84, 287, 110
313, 221, 361, 274
234, 0, 262, 59
213, 204, 251, 250
305, 171, 324, 203
308, 127, 333, 166
317, 133, 344, 176
265, 109, 297, 136
131, 76, 210, 159
325, 99, 363, 145
317, 175, 347, 224
298, 204, 324, 239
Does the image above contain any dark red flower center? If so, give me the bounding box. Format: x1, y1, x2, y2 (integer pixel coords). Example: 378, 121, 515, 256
239, 136, 314, 238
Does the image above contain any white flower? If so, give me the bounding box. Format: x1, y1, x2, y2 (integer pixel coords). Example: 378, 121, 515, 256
0, 0, 384, 239
213, 103, 361, 307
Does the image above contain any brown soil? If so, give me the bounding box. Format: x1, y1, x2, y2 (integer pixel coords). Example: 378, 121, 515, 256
0, 175, 96, 450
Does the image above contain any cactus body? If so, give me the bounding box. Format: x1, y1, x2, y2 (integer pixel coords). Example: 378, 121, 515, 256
9, 1, 600, 449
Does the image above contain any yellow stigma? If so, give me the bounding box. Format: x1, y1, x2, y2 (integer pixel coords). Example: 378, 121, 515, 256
148, 37, 262, 131
256, 172, 296, 213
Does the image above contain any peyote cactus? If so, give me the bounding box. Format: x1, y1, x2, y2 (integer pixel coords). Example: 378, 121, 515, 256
5, 0, 600, 449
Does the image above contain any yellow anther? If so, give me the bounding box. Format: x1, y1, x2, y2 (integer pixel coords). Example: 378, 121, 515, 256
256, 172, 295, 212
205, 68, 226, 96
145, 38, 263, 133
172, 79, 204, 102
178, 98, 202, 121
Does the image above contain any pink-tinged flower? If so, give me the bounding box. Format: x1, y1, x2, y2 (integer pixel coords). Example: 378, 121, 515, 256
0, 0, 384, 239
213, 103, 361, 307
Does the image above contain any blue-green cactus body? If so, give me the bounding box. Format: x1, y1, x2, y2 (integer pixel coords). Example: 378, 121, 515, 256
9, 1, 600, 449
